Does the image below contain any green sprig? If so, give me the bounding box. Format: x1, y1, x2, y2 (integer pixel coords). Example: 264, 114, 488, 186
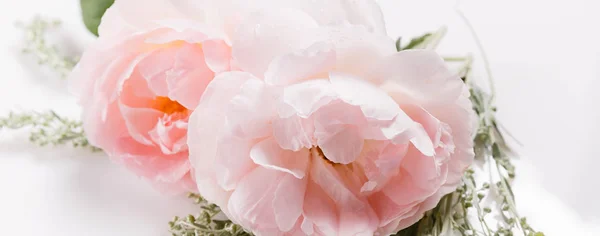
17, 16, 77, 78
0, 111, 99, 151
169, 193, 252, 236
395, 26, 543, 236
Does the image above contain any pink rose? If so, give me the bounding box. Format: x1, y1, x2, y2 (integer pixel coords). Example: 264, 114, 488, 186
187, 10, 475, 235
69, 0, 387, 193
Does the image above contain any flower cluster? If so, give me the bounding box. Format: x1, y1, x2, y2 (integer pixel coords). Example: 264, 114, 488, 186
4, 1, 541, 236
68, 0, 475, 234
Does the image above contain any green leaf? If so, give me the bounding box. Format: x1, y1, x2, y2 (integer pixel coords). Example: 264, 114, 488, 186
395, 37, 402, 51
400, 33, 432, 51
80, 0, 114, 36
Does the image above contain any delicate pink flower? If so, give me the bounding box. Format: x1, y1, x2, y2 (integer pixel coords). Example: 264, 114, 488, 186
187, 10, 475, 235
69, 0, 387, 193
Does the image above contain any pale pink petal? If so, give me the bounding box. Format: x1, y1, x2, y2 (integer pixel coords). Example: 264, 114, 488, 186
149, 116, 188, 155
401, 104, 445, 146
250, 138, 310, 178
278, 79, 337, 118
96, 53, 148, 116
111, 136, 192, 190
227, 167, 283, 233
361, 112, 435, 157
425, 88, 476, 186
320, 26, 395, 78
357, 141, 408, 193
226, 79, 276, 139
375, 50, 464, 106
368, 191, 420, 230
380, 171, 434, 209
232, 8, 320, 78
143, 28, 207, 45
272, 115, 315, 151
329, 72, 401, 120
337, 0, 387, 34
309, 156, 378, 235
201, 0, 386, 37
69, 33, 150, 108
98, 0, 192, 37
167, 44, 215, 109
265, 42, 336, 86
407, 123, 436, 157
202, 39, 232, 73
194, 177, 232, 211
300, 217, 315, 235
81, 101, 127, 154
187, 72, 257, 202
315, 125, 363, 165
312, 99, 368, 127
136, 48, 177, 96
381, 145, 449, 207
118, 70, 156, 107
273, 174, 308, 232
187, 71, 255, 168
311, 100, 370, 164
152, 172, 197, 194
214, 135, 257, 190
389, 188, 452, 234
118, 102, 162, 146
167, 69, 214, 110
302, 178, 338, 236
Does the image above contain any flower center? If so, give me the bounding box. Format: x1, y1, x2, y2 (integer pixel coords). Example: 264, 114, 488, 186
311, 146, 336, 165
152, 96, 188, 115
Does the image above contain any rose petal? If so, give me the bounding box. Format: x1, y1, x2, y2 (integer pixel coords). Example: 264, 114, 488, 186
137, 48, 177, 97
187, 72, 257, 202
329, 72, 401, 120
118, 102, 161, 146
215, 135, 257, 190
227, 167, 282, 232
201, 0, 387, 37
232, 8, 320, 78
303, 178, 338, 236
226, 79, 276, 139
375, 50, 464, 106
149, 116, 188, 155
320, 26, 395, 78
272, 115, 315, 152
98, 0, 191, 36
250, 138, 310, 179
309, 155, 378, 235
278, 79, 337, 118
315, 125, 364, 165
167, 44, 215, 109
265, 42, 336, 86
202, 39, 232, 73
273, 174, 308, 231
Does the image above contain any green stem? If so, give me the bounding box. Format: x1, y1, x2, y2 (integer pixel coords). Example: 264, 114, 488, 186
443, 56, 470, 62
456, 8, 497, 102
425, 26, 447, 50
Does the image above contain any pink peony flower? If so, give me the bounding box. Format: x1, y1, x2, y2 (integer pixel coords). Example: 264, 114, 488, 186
187, 10, 475, 235
69, 0, 387, 193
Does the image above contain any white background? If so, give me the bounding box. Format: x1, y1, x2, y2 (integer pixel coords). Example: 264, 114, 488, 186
0, 0, 599, 235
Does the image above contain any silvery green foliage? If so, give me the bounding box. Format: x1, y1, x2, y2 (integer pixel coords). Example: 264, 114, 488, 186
0, 111, 99, 151
18, 17, 77, 79
169, 193, 252, 236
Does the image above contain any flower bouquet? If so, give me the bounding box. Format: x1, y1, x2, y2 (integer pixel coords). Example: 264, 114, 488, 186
2, 0, 545, 235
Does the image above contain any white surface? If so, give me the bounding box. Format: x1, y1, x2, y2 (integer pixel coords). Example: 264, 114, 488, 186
0, 0, 599, 235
